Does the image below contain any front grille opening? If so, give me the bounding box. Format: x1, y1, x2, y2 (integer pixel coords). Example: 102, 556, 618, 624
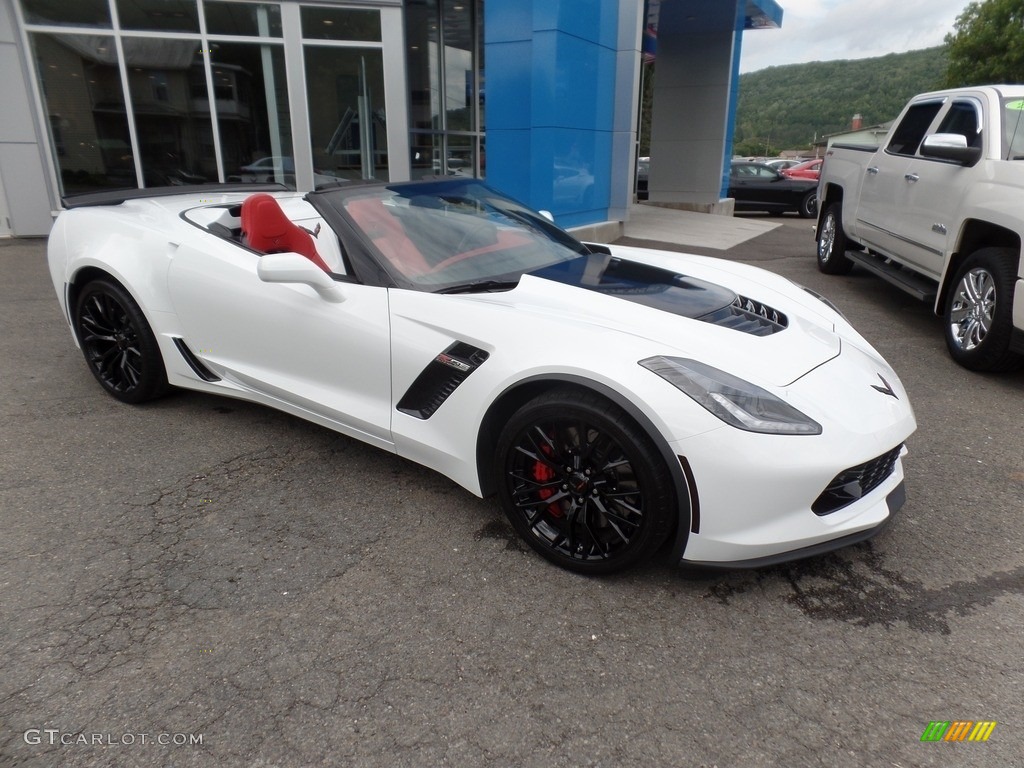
812, 445, 903, 516
700, 295, 788, 336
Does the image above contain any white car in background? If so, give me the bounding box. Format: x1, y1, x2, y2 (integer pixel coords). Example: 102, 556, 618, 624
765, 158, 805, 172
236, 156, 345, 189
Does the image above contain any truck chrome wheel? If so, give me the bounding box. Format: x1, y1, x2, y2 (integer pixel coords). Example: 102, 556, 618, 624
818, 213, 837, 258
948, 267, 995, 352
943, 248, 1023, 372
816, 204, 854, 275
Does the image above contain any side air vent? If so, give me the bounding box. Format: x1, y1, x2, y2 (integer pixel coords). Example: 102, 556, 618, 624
700, 295, 788, 336
172, 338, 221, 382
397, 341, 489, 419
812, 445, 903, 516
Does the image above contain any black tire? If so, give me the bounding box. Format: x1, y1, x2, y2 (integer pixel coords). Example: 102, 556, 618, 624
816, 203, 854, 275
798, 190, 817, 219
74, 278, 169, 403
495, 387, 676, 574
943, 248, 1024, 372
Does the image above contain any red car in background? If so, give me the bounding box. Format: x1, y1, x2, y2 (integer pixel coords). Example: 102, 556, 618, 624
782, 158, 823, 181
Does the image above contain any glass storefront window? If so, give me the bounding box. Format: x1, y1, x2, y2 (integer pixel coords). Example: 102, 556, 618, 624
304, 47, 387, 183
212, 42, 293, 185
410, 132, 442, 176
115, 0, 200, 34
441, 0, 476, 132
204, 2, 282, 38
476, 0, 484, 132
23, 0, 409, 195
404, 0, 483, 179
406, 0, 441, 132
20, 0, 111, 28
117, 39, 214, 185
300, 7, 381, 43
30, 33, 135, 192
445, 134, 474, 176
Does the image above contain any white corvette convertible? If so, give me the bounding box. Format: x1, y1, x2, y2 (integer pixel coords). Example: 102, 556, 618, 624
48, 178, 916, 573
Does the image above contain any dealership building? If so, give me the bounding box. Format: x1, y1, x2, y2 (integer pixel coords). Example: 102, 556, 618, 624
0, 0, 782, 237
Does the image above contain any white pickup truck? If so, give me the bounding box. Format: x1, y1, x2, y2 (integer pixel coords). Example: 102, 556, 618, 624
815, 85, 1024, 371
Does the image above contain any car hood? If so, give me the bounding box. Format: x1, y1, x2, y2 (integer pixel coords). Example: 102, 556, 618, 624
455, 249, 844, 388
530, 253, 741, 321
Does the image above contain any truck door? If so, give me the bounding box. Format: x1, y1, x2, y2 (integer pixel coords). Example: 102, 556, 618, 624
896, 99, 982, 279
854, 99, 944, 259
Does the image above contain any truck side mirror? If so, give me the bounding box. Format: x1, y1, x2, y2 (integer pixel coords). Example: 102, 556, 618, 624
920, 133, 982, 166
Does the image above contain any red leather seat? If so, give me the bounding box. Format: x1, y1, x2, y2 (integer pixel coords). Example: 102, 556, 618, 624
240, 193, 332, 273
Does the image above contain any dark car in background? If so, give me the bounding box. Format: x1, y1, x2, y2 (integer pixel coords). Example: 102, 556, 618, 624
728, 161, 818, 218
636, 156, 649, 200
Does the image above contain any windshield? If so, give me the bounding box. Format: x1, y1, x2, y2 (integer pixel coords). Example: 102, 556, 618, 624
336, 179, 589, 290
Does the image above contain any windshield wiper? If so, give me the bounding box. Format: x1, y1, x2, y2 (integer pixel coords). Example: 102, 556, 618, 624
437, 279, 520, 294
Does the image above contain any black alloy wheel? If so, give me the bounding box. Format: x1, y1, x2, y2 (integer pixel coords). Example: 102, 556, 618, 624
496, 387, 676, 574
74, 278, 169, 403
799, 190, 818, 219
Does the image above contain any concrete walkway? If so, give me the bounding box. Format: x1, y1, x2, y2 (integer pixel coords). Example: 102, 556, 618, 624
624, 203, 779, 250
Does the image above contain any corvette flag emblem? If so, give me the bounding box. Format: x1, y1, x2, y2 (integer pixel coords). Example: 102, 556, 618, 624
871, 374, 898, 399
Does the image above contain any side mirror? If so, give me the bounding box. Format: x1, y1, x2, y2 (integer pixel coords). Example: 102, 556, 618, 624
257, 252, 345, 303
920, 133, 982, 166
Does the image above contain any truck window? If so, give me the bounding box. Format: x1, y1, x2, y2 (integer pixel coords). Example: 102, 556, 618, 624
886, 101, 943, 156
936, 100, 982, 148
1004, 98, 1024, 159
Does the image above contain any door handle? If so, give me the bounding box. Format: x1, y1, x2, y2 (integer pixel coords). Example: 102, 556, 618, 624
866, 167, 879, 175
904, 173, 920, 183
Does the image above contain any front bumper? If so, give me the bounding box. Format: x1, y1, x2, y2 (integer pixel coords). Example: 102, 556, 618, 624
665, 339, 915, 568
680, 481, 905, 569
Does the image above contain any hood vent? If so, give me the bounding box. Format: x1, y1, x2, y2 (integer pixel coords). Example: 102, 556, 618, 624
699, 295, 787, 336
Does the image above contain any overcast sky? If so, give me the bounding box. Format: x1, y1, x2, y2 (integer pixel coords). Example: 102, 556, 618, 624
739, 0, 970, 73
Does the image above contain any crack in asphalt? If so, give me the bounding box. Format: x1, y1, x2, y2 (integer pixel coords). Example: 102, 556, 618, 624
51, 444, 323, 672
704, 543, 1024, 634
1, 436, 397, 764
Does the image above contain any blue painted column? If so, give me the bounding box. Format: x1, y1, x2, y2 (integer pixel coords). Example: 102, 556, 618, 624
486, 0, 640, 228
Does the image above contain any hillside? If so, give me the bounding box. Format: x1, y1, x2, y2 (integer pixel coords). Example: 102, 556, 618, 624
734, 46, 948, 154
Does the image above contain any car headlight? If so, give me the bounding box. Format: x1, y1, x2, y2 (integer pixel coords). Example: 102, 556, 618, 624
639, 356, 822, 435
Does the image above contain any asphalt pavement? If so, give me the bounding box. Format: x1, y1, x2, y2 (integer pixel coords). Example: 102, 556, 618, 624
1, 213, 1022, 768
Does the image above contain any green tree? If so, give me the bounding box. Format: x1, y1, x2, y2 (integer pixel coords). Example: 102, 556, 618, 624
946, 0, 1024, 86
735, 47, 947, 152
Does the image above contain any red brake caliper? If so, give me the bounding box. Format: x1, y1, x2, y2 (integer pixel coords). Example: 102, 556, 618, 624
532, 444, 563, 518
